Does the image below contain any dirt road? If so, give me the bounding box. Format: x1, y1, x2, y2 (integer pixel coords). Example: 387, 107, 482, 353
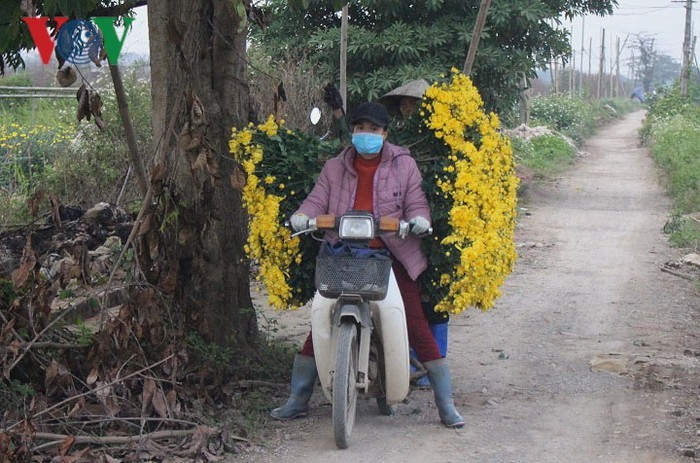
238, 111, 700, 462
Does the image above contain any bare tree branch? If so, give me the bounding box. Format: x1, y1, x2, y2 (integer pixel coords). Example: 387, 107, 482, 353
7, 353, 175, 432
91, 0, 148, 17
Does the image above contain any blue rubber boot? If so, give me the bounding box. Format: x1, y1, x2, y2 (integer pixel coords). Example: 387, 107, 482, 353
415, 322, 449, 388
270, 354, 317, 420
431, 322, 449, 357
424, 358, 465, 428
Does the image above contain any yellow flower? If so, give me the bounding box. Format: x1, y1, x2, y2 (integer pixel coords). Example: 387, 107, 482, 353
421, 68, 518, 315
229, 116, 300, 310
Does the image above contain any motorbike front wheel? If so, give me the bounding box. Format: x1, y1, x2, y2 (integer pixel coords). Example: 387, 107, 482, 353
333, 320, 359, 449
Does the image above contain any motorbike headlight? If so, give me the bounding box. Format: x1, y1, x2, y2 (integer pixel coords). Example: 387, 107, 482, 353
338, 214, 374, 240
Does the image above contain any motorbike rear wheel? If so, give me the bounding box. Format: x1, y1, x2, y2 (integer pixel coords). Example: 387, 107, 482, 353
333, 320, 359, 449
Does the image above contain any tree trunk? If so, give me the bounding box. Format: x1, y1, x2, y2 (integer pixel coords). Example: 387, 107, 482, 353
146, 0, 255, 347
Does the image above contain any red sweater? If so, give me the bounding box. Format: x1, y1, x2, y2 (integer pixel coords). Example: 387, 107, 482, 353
353, 154, 380, 212
353, 155, 383, 247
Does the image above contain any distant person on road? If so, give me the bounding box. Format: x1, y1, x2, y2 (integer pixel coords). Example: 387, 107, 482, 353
631, 87, 645, 103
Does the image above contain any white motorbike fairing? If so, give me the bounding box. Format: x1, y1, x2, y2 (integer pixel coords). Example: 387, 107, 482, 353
311, 269, 410, 404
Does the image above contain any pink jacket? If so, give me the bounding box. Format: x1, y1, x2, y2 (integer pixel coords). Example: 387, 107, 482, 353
297, 142, 431, 281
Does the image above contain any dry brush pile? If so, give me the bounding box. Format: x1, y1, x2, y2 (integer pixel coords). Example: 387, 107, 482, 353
0, 201, 260, 463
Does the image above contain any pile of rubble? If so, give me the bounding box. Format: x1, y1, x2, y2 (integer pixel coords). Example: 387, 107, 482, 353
505, 124, 582, 155
1, 202, 132, 280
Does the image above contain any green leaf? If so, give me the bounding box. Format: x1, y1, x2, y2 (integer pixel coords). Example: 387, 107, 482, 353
234, 0, 246, 20
57, 0, 71, 16
331, 0, 347, 11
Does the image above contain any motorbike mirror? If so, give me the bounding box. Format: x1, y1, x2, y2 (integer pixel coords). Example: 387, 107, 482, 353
309, 107, 321, 125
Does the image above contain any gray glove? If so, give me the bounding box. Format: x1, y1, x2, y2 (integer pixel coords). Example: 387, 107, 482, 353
290, 213, 309, 232
409, 216, 430, 235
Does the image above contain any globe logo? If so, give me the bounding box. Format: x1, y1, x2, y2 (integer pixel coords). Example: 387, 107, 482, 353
55, 20, 102, 65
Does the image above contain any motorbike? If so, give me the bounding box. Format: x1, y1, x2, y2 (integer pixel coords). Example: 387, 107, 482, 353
291, 211, 428, 449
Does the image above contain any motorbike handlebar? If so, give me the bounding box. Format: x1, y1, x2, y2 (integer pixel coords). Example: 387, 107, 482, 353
287, 214, 432, 239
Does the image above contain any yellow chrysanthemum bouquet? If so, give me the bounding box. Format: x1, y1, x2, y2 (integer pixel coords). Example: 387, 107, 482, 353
403, 69, 519, 314
231, 69, 518, 314
230, 115, 340, 309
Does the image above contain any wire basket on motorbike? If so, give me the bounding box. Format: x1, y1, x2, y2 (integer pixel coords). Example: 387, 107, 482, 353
315, 242, 393, 300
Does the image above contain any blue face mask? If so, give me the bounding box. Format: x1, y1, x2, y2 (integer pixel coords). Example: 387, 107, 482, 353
352, 133, 384, 156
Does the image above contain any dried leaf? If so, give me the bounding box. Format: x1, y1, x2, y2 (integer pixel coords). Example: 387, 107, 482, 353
64, 446, 91, 462
188, 427, 218, 454
55, 45, 65, 69
146, 233, 159, 261
190, 96, 205, 126
151, 163, 166, 184
26, 188, 44, 218
152, 389, 168, 418
230, 165, 246, 191
94, 115, 106, 130
193, 150, 207, 170
59, 435, 75, 456
76, 84, 89, 122
45, 360, 73, 397
89, 91, 103, 118
86, 367, 99, 385
88, 31, 103, 67
58, 257, 81, 287
166, 389, 177, 409
8, 339, 21, 356
11, 238, 37, 289
142, 378, 156, 410
45, 361, 59, 396
67, 399, 83, 418
50, 194, 62, 228
56, 66, 77, 87
1, 318, 16, 342
159, 267, 177, 294
138, 213, 153, 236
206, 154, 220, 178
177, 127, 202, 151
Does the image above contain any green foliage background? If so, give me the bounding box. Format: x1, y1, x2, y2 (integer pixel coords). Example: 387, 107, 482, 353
641, 82, 700, 249
251, 0, 617, 114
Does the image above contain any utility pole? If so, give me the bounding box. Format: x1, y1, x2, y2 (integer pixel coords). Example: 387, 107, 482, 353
340, 4, 349, 113
609, 35, 614, 98
597, 29, 606, 99
588, 37, 593, 98
579, 16, 585, 97
570, 50, 575, 96
680, 0, 693, 96
463, 0, 492, 76
693, 36, 699, 79
615, 37, 621, 97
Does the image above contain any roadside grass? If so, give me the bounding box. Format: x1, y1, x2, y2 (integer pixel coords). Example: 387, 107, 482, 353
511, 96, 640, 181
642, 85, 700, 250
0, 66, 152, 230
530, 96, 638, 144
511, 135, 577, 179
